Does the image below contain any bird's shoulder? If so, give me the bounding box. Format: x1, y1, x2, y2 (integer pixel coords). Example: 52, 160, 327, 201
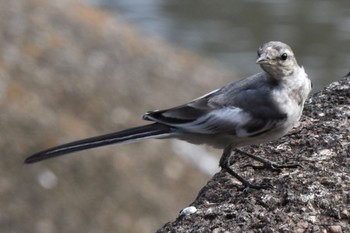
209, 72, 279, 108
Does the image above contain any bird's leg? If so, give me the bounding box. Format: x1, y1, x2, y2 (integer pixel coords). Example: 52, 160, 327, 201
220, 145, 268, 189
235, 149, 301, 172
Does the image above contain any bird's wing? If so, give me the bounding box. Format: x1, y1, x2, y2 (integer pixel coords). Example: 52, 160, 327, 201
143, 77, 287, 137
143, 89, 220, 125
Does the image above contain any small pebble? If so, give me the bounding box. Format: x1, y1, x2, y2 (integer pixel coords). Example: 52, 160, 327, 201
329, 225, 342, 233
339, 209, 349, 219
307, 215, 317, 223
179, 206, 197, 216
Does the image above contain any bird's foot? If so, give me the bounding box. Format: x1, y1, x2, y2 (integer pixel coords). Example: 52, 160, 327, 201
222, 166, 272, 190
235, 149, 301, 172
220, 145, 274, 190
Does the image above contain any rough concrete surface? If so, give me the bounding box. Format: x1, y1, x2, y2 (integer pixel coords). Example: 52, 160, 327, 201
157, 75, 350, 232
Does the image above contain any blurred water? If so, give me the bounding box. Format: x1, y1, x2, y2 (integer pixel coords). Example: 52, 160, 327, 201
83, 0, 350, 91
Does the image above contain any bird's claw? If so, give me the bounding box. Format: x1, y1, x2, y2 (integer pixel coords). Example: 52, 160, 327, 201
243, 162, 301, 172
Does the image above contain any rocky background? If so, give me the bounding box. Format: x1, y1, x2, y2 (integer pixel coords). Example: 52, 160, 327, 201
1, 0, 234, 232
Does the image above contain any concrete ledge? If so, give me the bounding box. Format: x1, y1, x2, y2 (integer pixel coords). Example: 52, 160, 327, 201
157, 75, 350, 232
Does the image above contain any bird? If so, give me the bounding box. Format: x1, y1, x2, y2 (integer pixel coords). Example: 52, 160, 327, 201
25, 41, 312, 188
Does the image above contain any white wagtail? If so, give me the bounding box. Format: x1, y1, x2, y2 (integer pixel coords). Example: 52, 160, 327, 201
25, 41, 312, 188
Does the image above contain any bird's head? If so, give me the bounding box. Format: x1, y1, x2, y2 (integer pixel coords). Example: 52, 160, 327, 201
256, 41, 299, 79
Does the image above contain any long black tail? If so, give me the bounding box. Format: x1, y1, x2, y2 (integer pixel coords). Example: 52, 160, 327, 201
25, 123, 173, 164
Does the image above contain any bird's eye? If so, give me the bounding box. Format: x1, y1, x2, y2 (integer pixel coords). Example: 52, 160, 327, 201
280, 53, 288, 61
257, 50, 261, 57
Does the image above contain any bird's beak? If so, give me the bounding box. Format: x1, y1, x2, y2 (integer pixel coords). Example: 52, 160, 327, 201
256, 54, 268, 64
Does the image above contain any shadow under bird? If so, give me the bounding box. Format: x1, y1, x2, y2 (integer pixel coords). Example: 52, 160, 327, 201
25, 41, 312, 188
